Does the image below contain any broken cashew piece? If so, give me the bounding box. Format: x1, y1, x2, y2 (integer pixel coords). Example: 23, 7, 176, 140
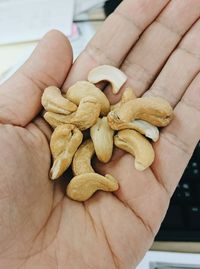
114, 129, 155, 171
50, 124, 83, 180
42, 86, 77, 115
108, 97, 173, 130
72, 139, 95, 176
66, 81, 110, 115
88, 65, 127, 94
44, 97, 101, 130
66, 173, 119, 202
130, 120, 159, 142
111, 87, 136, 111
90, 117, 114, 163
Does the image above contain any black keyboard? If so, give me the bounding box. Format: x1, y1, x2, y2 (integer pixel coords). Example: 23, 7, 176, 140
104, 0, 123, 17
156, 141, 200, 242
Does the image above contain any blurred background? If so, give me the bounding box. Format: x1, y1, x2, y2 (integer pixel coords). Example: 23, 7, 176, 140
0, 0, 200, 268
0, 0, 106, 83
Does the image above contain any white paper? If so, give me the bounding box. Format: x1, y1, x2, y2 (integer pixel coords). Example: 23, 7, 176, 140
136, 251, 200, 269
0, 0, 74, 45
0, 19, 96, 84
71, 19, 95, 59
74, 0, 105, 15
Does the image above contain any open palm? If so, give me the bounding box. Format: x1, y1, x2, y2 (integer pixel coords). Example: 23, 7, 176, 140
0, 1, 200, 268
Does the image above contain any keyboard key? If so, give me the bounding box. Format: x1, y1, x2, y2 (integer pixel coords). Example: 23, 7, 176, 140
192, 168, 200, 178
195, 184, 200, 203
172, 183, 193, 204
182, 183, 189, 189
186, 206, 200, 229
192, 162, 198, 168
161, 206, 184, 229
182, 161, 200, 181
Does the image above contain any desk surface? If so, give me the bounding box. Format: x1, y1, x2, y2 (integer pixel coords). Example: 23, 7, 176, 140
152, 241, 200, 253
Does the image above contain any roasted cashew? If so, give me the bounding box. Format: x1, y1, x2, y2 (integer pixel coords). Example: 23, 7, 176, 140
44, 97, 101, 130
50, 124, 83, 180
108, 97, 173, 130
88, 65, 127, 94
72, 97, 101, 130
90, 117, 114, 163
66, 173, 119, 201
72, 139, 95, 176
66, 81, 110, 115
110, 89, 159, 141
111, 87, 136, 111
41, 65, 174, 202
114, 129, 155, 171
42, 86, 77, 115
44, 111, 71, 129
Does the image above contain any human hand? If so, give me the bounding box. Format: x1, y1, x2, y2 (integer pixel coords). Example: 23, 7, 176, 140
0, 1, 200, 268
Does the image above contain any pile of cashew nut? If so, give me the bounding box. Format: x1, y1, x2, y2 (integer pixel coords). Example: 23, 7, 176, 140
41, 65, 173, 202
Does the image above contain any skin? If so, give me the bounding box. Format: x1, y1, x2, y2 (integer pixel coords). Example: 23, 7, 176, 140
0, 0, 200, 268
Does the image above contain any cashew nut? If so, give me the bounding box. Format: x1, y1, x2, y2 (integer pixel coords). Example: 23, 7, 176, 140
108, 97, 173, 130
41, 65, 174, 202
44, 97, 101, 130
88, 65, 127, 94
90, 117, 114, 163
71, 97, 101, 130
66, 81, 110, 115
42, 86, 77, 115
111, 87, 136, 111
130, 120, 159, 142
114, 129, 155, 171
72, 139, 95, 176
50, 124, 83, 180
66, 173, 119, 201
121, 87, 137, 103
44, 111, 71, 129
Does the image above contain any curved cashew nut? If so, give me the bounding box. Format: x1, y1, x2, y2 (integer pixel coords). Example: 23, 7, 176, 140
72, 139, 95, 176
88, 65, 127, 94
44, 97, 101, 130
111, 87, 136, 111
42, 86, 77, 114
44, 112, 71, 129
114, 129, 155, 171
71, 97, 101, 130
50, 124, 83, 180
66, 173, 119, 201
108, 97, 173, 130
66, 81, 110, 115
121, 87, 137, 103
90, 117, 114, 163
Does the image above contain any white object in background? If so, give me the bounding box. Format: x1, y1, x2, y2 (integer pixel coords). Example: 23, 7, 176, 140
72, 20, 95, 59
136, 251, 200, 269
0, 18, 96, 84
0, 0, 74, 45
74, 0, 105, 15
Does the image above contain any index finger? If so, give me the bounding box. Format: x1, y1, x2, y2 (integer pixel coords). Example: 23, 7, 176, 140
63, 0, 170, 90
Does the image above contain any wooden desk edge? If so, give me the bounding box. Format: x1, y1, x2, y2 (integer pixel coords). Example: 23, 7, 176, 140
151, 242, 200, 253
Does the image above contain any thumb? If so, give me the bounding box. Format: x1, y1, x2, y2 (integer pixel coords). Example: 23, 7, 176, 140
0, 30, 72, 126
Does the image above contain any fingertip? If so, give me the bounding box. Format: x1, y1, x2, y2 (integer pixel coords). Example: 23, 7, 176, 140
42, 29, 73, 66
24, 29, 73, 88
0, 30, 73, 126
